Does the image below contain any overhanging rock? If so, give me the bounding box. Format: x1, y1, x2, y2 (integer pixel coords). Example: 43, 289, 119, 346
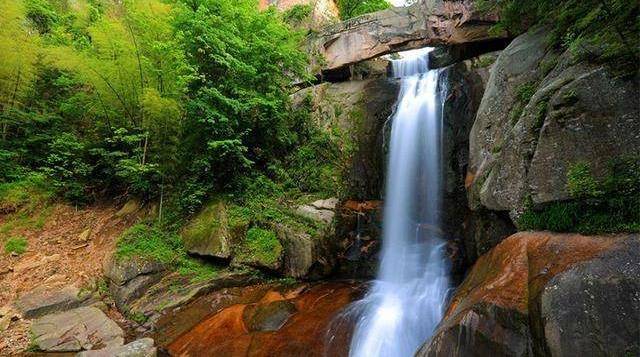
308, 0, 506, 72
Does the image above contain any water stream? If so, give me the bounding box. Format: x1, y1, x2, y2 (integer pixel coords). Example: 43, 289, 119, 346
348, 47, 450, 357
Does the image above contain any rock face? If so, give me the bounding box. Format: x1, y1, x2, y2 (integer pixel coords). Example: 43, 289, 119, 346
309, 0, 505, 72
467, 26, 640, 217
292, 78, 398, 277
31, 306, 124, 352
418, 232, 640, 357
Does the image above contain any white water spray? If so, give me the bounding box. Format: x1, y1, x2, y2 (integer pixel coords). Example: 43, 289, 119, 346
348, 47, 450, 357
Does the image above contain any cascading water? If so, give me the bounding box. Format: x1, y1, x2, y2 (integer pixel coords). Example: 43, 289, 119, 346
348, 47, 450, 357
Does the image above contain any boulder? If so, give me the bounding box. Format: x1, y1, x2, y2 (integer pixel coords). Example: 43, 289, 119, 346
103, 256, 165, 310
418, 232, 639, 357
181, 200, 235, 259
244, 300, 297, 332
467, 26, 640, 217
14, 285, 89, 319
76, 338, 156, 357
295, 204, 334, 224
31, 306, 124, 352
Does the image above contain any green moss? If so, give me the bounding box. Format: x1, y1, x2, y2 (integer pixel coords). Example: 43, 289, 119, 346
182, 201, 225, 243
4, 236, 27, 255
127, 311, 148, 325
516, 82, 537, 103
518, 156, 640, 234
238, 227, 282, 267
116, 224, 182, 264
0, 173, 54, 213
476, 55, 497, 68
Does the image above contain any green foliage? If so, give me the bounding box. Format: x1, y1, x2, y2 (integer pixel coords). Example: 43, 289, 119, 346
477, 0, 639, 71
0, 173, 54, 213
238, 227, 282, 267
337, 0, 390, 20
116, 223, 182, 264
518, 157, 640, 234
282, 4, 313, 25
4, 236, 28, 255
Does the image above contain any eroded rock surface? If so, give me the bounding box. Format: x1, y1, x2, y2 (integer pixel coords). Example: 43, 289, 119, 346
32, 306, 124, 352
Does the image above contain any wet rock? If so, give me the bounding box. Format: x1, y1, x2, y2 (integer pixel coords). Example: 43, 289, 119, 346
167, 282, 364, 356
32, 306, 124, 352
244, 300, 297, 332
418, 232, 638, 357
76, 338, 156, 357
276, 225, 317, 279
14, 285, 89, 319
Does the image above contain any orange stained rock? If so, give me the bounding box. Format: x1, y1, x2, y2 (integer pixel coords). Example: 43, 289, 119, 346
168, 282, 362, 357
445, 232, 621, 323
342, 200, 383, 212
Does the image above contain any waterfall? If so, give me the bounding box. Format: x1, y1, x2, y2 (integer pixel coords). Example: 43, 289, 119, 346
348, 47, 450, 357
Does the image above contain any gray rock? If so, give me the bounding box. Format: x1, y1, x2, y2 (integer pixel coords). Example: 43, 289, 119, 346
539, 235, 640, 356
77, 338, 156, 357
244, 301, 297, 332
103, 256, 165, 287
111, 273, 163, 311
467, 26, 640, 217
310, 198, 338, 210
295, 204, 334, 224
14, 285, 88, 319
32, 307, 124, 352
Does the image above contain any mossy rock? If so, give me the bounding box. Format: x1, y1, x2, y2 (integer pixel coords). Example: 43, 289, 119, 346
233, 227, 283, 271
182, 200, 238, 259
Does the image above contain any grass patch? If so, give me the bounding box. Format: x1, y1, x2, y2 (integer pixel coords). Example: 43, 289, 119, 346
0, 173, 54, 213
4, 236, 28, 255
237, 227, 282, 267
518, 156, 640, 234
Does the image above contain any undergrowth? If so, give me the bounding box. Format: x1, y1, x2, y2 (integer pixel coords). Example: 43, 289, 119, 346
518, 156, 640, 234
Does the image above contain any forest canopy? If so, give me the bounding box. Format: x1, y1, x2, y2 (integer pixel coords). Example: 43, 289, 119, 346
0, 0, 313, 214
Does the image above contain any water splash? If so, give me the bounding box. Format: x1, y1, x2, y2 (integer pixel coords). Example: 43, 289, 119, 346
348, 47, 450, 357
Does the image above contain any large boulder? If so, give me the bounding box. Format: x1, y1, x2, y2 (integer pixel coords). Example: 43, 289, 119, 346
31, 307, 124, 352
181, 200, 237, 259
418, 232, 639, 357
467, 26, 640, 217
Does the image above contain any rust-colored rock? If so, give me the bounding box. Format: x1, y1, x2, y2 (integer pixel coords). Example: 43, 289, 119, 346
167, 282, 364, 357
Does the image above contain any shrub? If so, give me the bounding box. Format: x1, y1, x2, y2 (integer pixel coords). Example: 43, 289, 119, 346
337, 0, 391, 20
